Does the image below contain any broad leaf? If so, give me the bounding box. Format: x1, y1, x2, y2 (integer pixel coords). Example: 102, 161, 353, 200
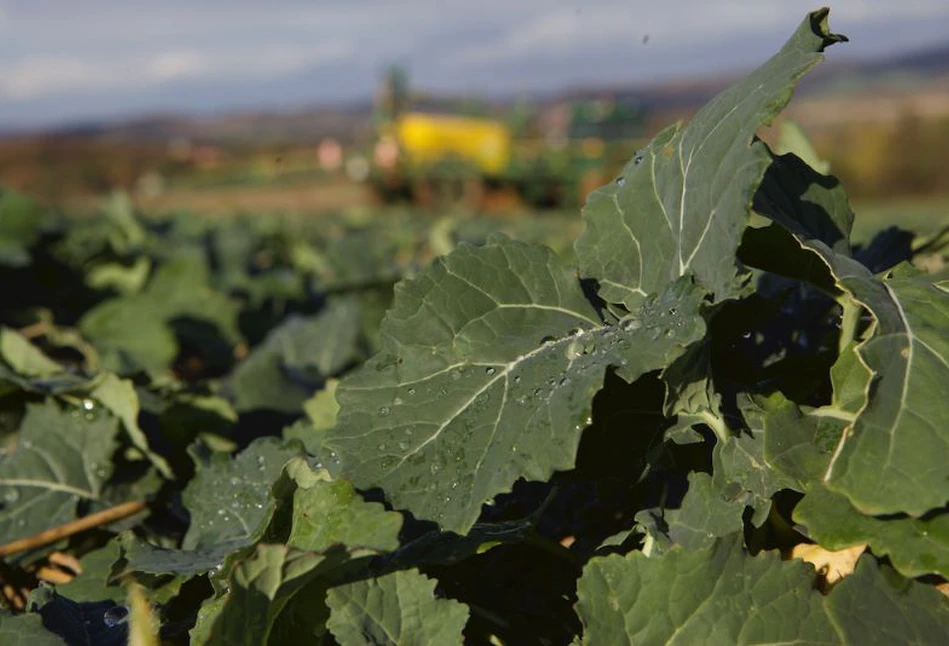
635, 472, 745, 553
575, 10, 845, 309
821, 270, 949, 516
229, 299, 361, 413
88, 374, 173, 478
0, 401, 119, 544
199, 544, 343, 646
0, 328, 62, 377
182, 438, 302, 551
795, 486, 949, 580
576, 534, 949, 644
289, 478, 402, 553
326, 569, 469, 646
328, 235, 705, 533
0, 612, 66, 646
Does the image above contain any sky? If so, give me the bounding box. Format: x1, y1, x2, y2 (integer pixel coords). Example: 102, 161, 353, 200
1, 0, 949, 129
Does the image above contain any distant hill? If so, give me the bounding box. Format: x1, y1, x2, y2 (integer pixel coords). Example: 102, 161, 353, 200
3, 40, 948, 147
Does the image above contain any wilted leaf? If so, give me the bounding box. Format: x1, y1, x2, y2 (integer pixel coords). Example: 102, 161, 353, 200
789, 542, 865, 589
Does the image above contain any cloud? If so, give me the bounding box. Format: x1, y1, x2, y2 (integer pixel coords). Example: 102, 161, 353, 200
1, 0, 949, 127
0, 41, 354, 101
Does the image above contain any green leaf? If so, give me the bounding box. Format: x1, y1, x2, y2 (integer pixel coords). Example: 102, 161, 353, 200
85, 257, 151, 294
825, 341, 871, 418
79, 255, 241, 375
0, 401, 119, 544
774, 120, 831, 174
328, 235, 705, 534
55, 540, 125, 603
326, 569, 469, 646
229, 299, 361, 414
753, 147, 949, 516
0, 328, 62, 377
576, 534, 949, 644
0, 190, 52, 268
575, 10, 845, 309
754, 150, 854, 254
284, 380, 340, 456
635, 472, 746, 553
712, 416, 797, 523
757, 393, 846, 491
182, 438, 302, 551
289, 478, 402, 553
122, 535, 251, 577
821, 271, 949, 516
88, 373, 173, 478
795, 486, 949, 580
0, 612, 66, 646
200, 544, 346, 646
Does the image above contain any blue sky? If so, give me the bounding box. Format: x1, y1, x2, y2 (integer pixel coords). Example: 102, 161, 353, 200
1, 1, 948, 129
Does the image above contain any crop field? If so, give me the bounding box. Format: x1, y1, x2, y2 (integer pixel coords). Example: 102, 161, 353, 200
2, 9, 949, 645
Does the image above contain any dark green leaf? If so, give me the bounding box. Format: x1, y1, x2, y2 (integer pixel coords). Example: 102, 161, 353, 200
328, 235, 705, 534
326, 569, 469, 646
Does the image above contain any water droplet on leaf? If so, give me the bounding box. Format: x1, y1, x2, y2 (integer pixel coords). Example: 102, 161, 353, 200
485, 367, 496, 375
378, 406, 391, 417
103, 605, 129, 628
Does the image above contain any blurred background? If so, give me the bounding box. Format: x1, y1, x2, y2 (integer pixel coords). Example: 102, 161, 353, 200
1, 0, 948, 240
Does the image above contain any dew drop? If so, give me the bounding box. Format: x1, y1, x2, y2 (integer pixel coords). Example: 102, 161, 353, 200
3, 487, 20, 503
378, 406, 391, 417
381, 457, 395, 470
398, 441, 409, 451
229, 477, 241, 486
407, 387, 417, 396
621, 318, 642, 331
377, 443, 387, 451
559, 377, 571, 387
648, 327, 662, 340
634, 154, 644, 165
513, 375, 521, 384
664, 328, 675, 338
741, 330, 753, 340
485, 366, 497, 375
615, 176, 626, 186
539, 335, 556, 346
82, 399, 96, 411
430, 463, 441, 475
103, 605, 129, 628
533, 388, 542, 397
